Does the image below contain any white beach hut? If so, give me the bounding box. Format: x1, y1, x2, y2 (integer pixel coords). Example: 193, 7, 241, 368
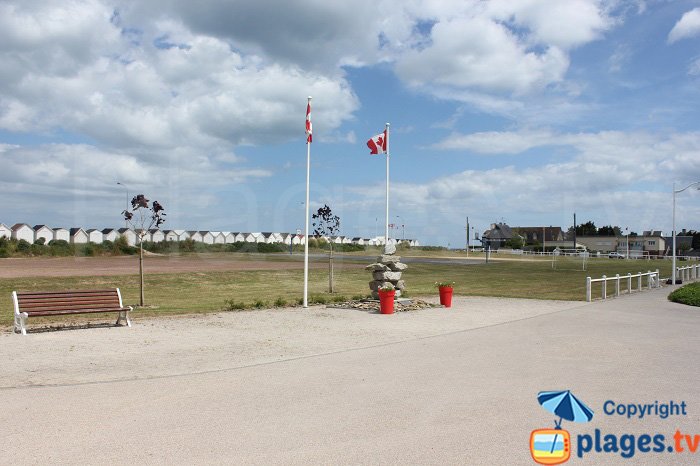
70, 228, 89, 244
86, 229, 104, 244
33, 225, 54, 244
0, 223, 11, 239
12, 224, 35, 243
53, 228, 70, 242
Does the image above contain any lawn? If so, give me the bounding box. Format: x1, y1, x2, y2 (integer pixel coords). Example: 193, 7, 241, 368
0, 255, 672, 327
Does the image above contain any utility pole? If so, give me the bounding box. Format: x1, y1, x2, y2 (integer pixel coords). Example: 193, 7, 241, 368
465, 216, 470, 257
573, 213, 577, 251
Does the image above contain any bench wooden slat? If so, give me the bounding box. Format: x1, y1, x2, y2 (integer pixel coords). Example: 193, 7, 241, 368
17, 290, 119, 298
26, 307, 129, 317
18, 297, 118, 307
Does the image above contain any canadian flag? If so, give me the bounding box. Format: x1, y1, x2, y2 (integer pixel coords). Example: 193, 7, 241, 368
305, 101, 312, 143
367, 130, 387, 154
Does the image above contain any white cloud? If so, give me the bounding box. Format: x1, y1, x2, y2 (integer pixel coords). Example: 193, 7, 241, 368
668, 8, 700, 43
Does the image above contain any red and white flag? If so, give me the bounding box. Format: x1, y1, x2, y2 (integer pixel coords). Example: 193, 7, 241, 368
305, 101, 312, 143
367, 130, 387, 154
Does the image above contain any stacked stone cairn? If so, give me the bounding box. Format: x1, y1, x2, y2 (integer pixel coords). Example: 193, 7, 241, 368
365, 242, 408, 299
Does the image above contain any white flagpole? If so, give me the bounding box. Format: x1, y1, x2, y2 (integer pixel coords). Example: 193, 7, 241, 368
303, 96, 312, 308
384, 123, 390, 246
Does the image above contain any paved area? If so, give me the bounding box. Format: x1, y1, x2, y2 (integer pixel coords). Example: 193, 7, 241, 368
1, 288, 698, 464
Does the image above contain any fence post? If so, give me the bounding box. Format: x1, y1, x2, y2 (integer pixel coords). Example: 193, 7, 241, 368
647, 271, 652, 289
602, 275, 607, 300
627, 273, 632, 294
616, 274, 620, 297
638, 272, 642, 291
655, 269, 660, 288
586, 277, 591, 302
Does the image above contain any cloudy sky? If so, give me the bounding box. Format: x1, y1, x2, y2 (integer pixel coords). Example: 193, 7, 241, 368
1, 0, 700, 246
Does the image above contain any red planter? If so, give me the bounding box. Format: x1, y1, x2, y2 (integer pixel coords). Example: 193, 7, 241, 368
378, 289, 395, 314
439, 286, 453, 307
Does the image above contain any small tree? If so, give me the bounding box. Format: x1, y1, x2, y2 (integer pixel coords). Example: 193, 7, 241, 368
312, 204, 340, 293
122, 194, 166, 306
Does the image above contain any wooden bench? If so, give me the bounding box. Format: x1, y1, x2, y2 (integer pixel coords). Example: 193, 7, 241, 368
12, 288, 132, 335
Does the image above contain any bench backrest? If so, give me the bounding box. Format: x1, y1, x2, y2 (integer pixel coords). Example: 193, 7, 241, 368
14, 289, 125, 315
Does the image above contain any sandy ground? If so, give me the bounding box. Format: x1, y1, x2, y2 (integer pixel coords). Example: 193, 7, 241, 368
0, 253, 341, 278
0, 296, 583, 388
2, 287, 699, 465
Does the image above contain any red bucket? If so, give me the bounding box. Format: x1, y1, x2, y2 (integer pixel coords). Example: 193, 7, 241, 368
439, 286, 453, 307
378, 289, 395, 314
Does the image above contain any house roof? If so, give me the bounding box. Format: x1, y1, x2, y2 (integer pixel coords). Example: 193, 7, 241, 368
483, 223, 514, 240
149, 229, 163, 234
12, 223, 31, 230
33, 224, 50, 231
70, 228, 85, 235
53, 227, 68, 232
86, 229, 101, 234
118, 228, 134, 234
102, 228, 117, 234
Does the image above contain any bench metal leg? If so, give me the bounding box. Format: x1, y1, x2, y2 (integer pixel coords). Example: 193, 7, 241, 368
15, 313, 27, 335
116, 310, 132, 327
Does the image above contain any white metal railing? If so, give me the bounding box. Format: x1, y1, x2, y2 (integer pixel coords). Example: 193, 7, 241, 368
489, 248, 700, 261
676, 264, 700, 282
586, 270, 660, 302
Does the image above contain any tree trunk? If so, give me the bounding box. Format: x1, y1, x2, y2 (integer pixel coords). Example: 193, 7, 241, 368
139, 240, 145, 306
329, 242, 334, 293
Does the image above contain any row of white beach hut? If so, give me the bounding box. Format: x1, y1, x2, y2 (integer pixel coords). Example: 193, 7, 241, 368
0, 223, 419, 248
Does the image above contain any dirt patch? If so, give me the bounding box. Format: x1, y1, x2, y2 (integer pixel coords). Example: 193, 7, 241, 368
0, 254, 352, 278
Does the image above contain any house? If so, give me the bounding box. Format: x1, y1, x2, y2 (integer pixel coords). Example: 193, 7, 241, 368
513, 226, 564, 244
117, 228, 137, 246
481, 223, 517, 250
149, 229, 165, 243
187, 231, 203, 242
261, 232, 277, 243
342, 236, 353, 244
164, 230, 179, 242
234, 232, 246, 243
636, 231, 666, 257
222, 232, 236, 244
33, 225, 54, 244
70, 228, 89, 244
351, 237, 364, 246
199, 231, 214, 244
0, 223, 10, 239
248, 232, 264, 243
11, 224, 34, 243
175, 230, 189, 241
102, 228, 119, 242
53, 227, 70, 242
135, 229, 151, 243
211, 232, 225, 244
86, 229, 104, 244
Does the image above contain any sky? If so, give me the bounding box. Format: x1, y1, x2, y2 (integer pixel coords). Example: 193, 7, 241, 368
1, 0, 700, 247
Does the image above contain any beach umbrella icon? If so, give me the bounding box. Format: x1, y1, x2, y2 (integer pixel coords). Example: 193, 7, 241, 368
537, 390, 594, 427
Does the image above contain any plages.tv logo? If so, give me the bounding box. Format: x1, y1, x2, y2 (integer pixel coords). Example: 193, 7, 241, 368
530, 390, 594, 465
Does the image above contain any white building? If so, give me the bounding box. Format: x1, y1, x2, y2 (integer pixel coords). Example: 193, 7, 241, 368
164, 230, 178, 242
53, 228, 70, 242
187, 231, 203, 242
117, 228, 137, 246
175, 230, 189, 241
102, 229, 119, 242
200, 231, 215, 244
150, 229, 165, 243
86, 229, 104, 244
0, 223, 10, 239
135, 229, 151, 243
11, 224, 34, 243
222, 232, 236, 243
234, 233, 246, 243
33, 225, 54, 244
211, 232, 225, 244
70, 228, 89, 244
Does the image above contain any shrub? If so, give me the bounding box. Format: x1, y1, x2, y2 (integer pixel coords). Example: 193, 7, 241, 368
253, 299, 266, 309
273, 297, 287, 307
310, 295, 327, 304
17, 239, 31, 252
668, 283, 700, 307
224, 299, 247, 311
34, 237, 46, 246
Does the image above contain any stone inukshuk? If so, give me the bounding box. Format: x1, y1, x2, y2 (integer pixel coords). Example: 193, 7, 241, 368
365, 242, 408, 299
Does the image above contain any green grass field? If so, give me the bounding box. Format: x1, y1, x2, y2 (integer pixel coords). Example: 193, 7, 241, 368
0, 254, 673, 328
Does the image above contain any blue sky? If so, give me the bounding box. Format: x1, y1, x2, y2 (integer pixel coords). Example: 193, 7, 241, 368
1, 0, 700, 246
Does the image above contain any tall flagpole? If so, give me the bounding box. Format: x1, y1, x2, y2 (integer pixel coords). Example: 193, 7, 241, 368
384, 123, 390, 246
303, 96, 312, 308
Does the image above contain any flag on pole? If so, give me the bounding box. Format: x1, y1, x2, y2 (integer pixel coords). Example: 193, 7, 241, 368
305, 101, 312, 143
367, 130, 387, 154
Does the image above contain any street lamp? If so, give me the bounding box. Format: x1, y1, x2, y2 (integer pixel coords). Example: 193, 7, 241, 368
396, 215, 405, 241
672, 181, 700, 284
625, 227, 629, 259
117, 181, 129, 228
